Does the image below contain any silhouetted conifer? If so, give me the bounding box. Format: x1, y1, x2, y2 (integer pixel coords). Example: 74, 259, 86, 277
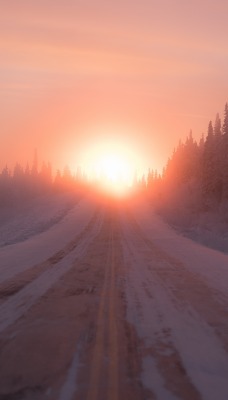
221, 103, 228, 198
222, 103, 228, 136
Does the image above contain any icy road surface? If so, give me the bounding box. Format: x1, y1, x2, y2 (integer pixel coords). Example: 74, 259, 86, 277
0, 194, 228, 400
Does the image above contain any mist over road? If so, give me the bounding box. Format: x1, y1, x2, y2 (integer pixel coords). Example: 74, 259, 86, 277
0, 194, 228, 400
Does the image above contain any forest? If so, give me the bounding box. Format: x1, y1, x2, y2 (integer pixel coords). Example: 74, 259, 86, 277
148, 102, 228, 251
0, 151, 87, 207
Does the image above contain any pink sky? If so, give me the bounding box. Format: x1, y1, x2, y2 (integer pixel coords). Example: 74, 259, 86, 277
1, 0, 228, 174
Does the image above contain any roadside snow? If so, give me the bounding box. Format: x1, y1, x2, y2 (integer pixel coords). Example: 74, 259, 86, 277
0, 196, 97, 284
0, 192, 78, 247
130, 198, 228, 298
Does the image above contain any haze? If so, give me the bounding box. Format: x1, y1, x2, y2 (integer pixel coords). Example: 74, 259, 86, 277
1, 0, 228, 173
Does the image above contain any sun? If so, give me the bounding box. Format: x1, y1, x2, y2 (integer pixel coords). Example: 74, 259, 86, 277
79, 141, 138, 195
98, 153, 130, 182
73, 123, 146, 195
90, 149, 133, 196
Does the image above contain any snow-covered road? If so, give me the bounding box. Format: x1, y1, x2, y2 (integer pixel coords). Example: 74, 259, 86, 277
0, 195, 228, 400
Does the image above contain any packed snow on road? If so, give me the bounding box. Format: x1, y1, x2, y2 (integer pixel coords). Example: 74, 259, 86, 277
0, 193, 228, 400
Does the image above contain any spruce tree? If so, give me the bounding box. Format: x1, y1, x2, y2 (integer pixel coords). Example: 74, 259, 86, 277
222, 103, 228, 136
214, 113, 222, 137
201, 121, 217, 205
221, 103, 228, 198
213, 114, 223, 201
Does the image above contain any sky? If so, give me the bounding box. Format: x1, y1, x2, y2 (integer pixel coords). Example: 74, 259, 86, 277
1, 0, 228, 175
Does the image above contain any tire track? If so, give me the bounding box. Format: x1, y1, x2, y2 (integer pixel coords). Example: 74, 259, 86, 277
57, 208, 144, 400
124, 209, 228, 351
0, 209, 103, 334
120, 210, 228, 400
86, 216, 119, 400
0, 198, 96, 285
0, 208, 100, 302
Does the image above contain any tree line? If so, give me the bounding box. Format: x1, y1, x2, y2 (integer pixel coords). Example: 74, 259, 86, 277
0, 151, 86, 207
147, 102, 228, 213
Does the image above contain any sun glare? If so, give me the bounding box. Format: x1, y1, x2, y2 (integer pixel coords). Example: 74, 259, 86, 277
78, 129, 142, 195
71, 123, 149, 196
89, 148, 132, 194
98, 153, 130, 181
